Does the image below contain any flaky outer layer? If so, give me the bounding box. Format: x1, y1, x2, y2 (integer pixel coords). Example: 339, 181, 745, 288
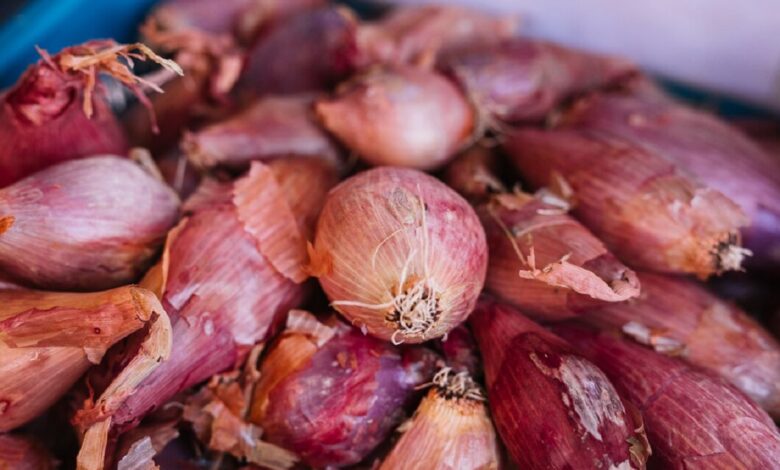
313, 167, 487, 343
183, 94, 342, 171
481, 192, 640, 321
0, 286, 160, 432
470, 299, 648, 470
504, 128, 748, 278
586, 271, 780, 419
441, 38, 636, 123
251, 316, 437, 467
379, 389, 500, 470
561, 93, 780, 268
0, 156, 180, 291
554, 325, 780, 469
316, 66, 474, 170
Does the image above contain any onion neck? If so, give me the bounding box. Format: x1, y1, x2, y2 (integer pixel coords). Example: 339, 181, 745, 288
6, 66, 76, 126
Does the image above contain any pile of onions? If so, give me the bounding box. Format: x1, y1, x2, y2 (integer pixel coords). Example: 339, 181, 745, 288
311, 167, 488, 343
0, 40, 181, 186
0, 156, 180, 291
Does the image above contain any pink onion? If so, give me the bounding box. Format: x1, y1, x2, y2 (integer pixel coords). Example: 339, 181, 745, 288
182, 94, 342, 171
441, 38, 636, 123
504, 127, 749, 278
585, 271, 780, 418
554, 324, 780, 468
470, 299, 649, 470
316, 66, 475, 170
311, 167, 487, 343
0, 156, 179, 291
239, 6, 358, 96
560, 93, 780, 269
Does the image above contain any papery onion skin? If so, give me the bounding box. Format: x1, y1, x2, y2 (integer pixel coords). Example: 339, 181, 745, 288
0, 433, 57, 470
316, 66, 474, 170
183, 95, 342, 171
250, 313, 438, 467
78, 158, 335, 439
470, 299, 649, 470
356, 5, 518, 68
440, 38, 636, 123
378, 369, 501, 470
0, 286, 163, 432
504, 128, 749, 278
0, 156, 179, 291
0, 46, 128, 186
442, 145, 507, 205
312, 167, 488, 343
585, 271, 780, 419
240, 7, 358, 96
560, 93, 780, 269
554, 324, 780, 469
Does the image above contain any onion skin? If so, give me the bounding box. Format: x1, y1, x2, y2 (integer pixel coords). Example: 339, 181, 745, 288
0, 433, 57, 469
560, 93, 780, 268
438, 325, 481, 378
0, 156, 179, 291
504, 127, 749, 278
316, 66, 474, 170
155, 150, 201, 200
356, 5, 518, 67
470, 299, 649, 470
79, 158, 334, 440
441, 38, 636, 123
0, 47, 128, 187
554, 324, 780, 469
183, 95, 342, 171
442, 146, 507, 204
240, 7, 358, 96
249, 312, 438, 467
378, 370, 501, 470
0, 286, 164, 432
585, 271, 780, 419
312, 167, 488, 343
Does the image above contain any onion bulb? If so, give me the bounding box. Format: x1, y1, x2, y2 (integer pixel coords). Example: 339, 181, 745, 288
311, 167, 488, 343
0, 433, 57, 469
316, 66, 475, 170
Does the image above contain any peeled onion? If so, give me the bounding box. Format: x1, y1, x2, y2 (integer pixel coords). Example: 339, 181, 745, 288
311, 167, 487, 343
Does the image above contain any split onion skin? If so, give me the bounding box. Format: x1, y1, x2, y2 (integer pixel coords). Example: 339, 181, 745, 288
585, 271, 780, 419
316, 66, 475, 170
312, 167, 488, 343
555, 324, 780, 469
504, 127, 749, 278
470, 299, 649, 470
0, 156, 179, 291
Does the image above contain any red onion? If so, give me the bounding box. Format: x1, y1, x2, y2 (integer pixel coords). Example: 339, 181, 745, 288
470, 299, 649, 469
554, 324, 780, 469
356, 5, 518, 67
316, 66, 475, 170
560, 93, 780, 269
182, 94, 342, 171
504, 127, 749, 278
0, 286, 167, 433
249, 310, 438, 467
378, 367, 501, 470
585, 271, 780, 418
0, 433, 57, 469
0, 41, 181, 186
0, 156, 179, 291
311, 167, 487, 343
239, 6, 358, 96
440, 38, 636, 123
73, 158, 337, 466
438, 325, 481, 378
442, 145, 508, 204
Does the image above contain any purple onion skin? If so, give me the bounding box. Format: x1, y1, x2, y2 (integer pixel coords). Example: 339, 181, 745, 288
562, 93, 780, 269
239, 7, 358, 95
470, 299, 647, 470
0, 156, 179, 291
85, 206, 304, 434
256, 326, 438, 467
554, 324, 780, 469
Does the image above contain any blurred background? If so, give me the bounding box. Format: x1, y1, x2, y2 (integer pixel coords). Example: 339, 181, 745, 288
1, 0, 779, 116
